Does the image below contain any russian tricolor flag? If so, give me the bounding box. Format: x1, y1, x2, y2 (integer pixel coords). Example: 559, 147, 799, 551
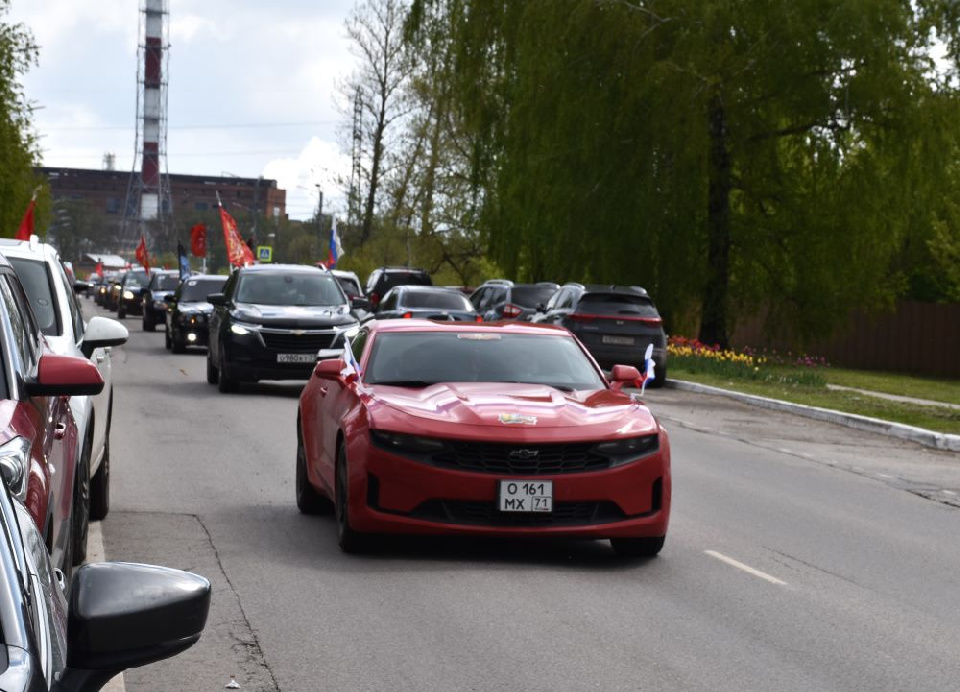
327, 217, 343, 268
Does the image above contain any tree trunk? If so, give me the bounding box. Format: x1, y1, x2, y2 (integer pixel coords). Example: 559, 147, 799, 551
699, 90, 731, 348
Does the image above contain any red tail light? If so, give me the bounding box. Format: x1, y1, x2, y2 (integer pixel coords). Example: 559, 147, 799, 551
402, 311, 413, 318
475, 315, 483, 322
567, 312, 596, 323
502, 303, 522, 318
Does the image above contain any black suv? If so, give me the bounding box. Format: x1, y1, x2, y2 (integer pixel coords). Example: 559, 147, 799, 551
115, 269, 151, 318
206, 264, 359, 392
470, 279, 559, 321
141, 269, 181, 331
530, 283, 668, 385
364, 266, 432, 309
165, 274, 228, 352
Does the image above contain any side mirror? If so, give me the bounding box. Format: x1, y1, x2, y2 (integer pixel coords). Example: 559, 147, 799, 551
207, 293, 227, 306
163, 294, 176, 303
351, 296, 371, 311
608, 364, 641, 391
25, 354, 105, 397
60, 562, 210, 690
314, 358, 347, 380
73, 281, 92, 294
81, 316, 129, 358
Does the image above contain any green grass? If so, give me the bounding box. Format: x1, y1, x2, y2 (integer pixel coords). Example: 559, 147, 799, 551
670, 367, 960, 435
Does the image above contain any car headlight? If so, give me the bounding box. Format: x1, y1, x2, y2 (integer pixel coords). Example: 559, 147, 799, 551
123, 290, 135, 300
230, 321, 257, 335
0, 436, 32, 501
594, 435, 660, 466
370, 430, 446, 454
153, 300, 167, 309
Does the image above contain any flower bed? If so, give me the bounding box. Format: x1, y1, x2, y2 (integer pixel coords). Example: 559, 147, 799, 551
668, 336, 827, 386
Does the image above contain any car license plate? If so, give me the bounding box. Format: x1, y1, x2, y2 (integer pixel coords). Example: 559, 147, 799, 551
602, 335, 635, 346
277, 353, 316, 363
498, 480, 553, 513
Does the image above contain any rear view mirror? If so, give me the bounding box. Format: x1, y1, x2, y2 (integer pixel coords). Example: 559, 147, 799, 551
207, 293, 227, 306
61, 562, 210, 690
608, 364, 641, 391
25, 354, 105, 397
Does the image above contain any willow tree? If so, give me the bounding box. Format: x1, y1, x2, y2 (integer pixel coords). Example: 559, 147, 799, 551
0, 1, 43, 236
411, 0, 959, 346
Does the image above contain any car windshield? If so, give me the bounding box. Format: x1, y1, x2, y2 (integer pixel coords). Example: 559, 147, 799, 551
153, 274, 180, 290
512, 285, 558, 308
399, 291, 472, 310
236, 273, 345, 306
366, 332, 605, 390
125, 271, 150, 288
336, 276, 362, 298
181, 277, 227, 302
578, 293, 660, 318
8, 257, 60, 336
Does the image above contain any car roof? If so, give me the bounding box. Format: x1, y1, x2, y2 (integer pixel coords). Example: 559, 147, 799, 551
580, 284, 651, 298
0, 237, 59, 263
393, 285, 462, 293
366, 318, 570, 336
237, 263, 328, 275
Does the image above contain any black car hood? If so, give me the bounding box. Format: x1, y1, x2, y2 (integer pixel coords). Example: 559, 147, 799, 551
178, 301, 215, 315
232, 302, 356, 328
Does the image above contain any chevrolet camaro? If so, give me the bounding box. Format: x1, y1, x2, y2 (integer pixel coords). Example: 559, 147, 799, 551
296, 319, 671, 557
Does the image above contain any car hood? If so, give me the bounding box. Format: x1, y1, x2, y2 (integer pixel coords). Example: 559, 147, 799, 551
368, 381, 657, 432
178, 301, 214, 315
233, 302, 356, 328
151, 290, 174, 300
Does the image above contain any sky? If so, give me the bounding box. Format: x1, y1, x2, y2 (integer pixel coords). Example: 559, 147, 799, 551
8, 0, 359, 221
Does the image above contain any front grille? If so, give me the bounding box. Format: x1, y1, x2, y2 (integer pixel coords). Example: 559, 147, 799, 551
409, 500, 626, 527
260, 330, 336, 352
432, 441, 610, 475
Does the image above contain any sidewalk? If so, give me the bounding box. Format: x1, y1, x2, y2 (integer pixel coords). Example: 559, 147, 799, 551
665, 379, 960, 453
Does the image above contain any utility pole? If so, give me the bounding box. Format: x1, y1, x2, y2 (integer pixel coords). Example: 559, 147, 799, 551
315, 185, 324, 260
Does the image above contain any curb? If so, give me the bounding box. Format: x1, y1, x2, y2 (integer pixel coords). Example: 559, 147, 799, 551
664, 379, 960, 453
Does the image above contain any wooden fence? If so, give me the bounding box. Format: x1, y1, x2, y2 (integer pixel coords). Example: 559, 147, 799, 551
731, 301, 960, 379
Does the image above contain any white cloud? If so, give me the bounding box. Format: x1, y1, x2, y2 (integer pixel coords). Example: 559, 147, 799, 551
262, 137, 351, 221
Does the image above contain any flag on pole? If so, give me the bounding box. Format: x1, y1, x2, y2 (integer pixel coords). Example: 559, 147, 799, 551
135, 235, 151, 276
327, 217, 343, 268
217, 194, 255, 267
342, 334, 362, 379
190, 223, 207, 257
177, 241, 191, 280
15, 189, 40, 241
95, 261, 104, 278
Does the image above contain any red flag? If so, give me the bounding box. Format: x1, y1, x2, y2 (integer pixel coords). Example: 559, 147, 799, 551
190, 223, 207, 257
15, 196, 37, 241
135, 235, 151, 275
95, 261, 103, 278
218, 205, 255, 267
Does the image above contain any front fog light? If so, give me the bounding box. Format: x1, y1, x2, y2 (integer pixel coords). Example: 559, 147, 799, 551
187, 333, 198, 342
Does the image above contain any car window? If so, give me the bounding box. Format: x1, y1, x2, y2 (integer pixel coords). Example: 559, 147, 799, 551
180, 277, 227, 302
365, 270, 381, 293
556, 288, 577, 310
512, 285, 558, 308
153, 274, 181, 290
366, 332, 604, 389
335, 276, 362, 298
350, 328, 369, 362
543, 288, 563, 311
469, 287, 485, 309
124, 271, 150, 288
399, 291, 472, 310
7, 257, 60, 337
55, 260, 86, 341
578, 292, 660, 318
235, 273, 345, 306
379, 290, 398, 311
0, 274, 40, 377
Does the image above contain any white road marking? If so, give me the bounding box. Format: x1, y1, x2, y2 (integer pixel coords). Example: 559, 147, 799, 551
705, 550, 787, 585
943, 490, 958, 497
86, 522, 126, 692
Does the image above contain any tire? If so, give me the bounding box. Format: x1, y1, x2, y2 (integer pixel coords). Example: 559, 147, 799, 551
172, 335, 186, 354
217, 345, 239, 393
143, 313, 155, 332
90, 423, 112, 521
71, 436, 92, 565
335, 444, 367, 553
117, 304, 126, 319
296, 419, 332, 514
206, 350, 219, 384
165, 328, 172, 350
610, 535, 665, 558
649, 363, 666, 389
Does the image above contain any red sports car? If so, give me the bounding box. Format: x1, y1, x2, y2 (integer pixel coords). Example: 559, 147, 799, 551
296, 319, 671, 557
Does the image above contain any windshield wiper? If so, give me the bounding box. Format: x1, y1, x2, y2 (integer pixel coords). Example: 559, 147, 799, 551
371, 380, 436, 388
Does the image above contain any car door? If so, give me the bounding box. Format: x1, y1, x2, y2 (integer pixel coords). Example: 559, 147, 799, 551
208, 272, 237, 367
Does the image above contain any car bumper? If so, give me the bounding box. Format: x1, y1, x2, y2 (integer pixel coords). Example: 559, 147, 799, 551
120, 296, 143, 314
342, 434, 671, 539
222, 331, 326, 381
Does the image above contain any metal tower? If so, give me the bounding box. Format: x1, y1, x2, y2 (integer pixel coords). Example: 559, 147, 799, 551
121, 0, 171, 251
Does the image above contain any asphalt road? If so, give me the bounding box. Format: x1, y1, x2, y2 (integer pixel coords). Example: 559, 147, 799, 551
93, 302, 960, 692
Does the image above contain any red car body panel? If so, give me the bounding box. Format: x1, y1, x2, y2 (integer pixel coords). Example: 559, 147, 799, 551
299, 320, 672, 540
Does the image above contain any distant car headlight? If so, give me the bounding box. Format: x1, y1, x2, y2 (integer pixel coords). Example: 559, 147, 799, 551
230, 321, 257, 335
0, 436, 32, 501
370, 430, 446, 454
153, 300, 167, 310
594, 435, 660, 466
123, 290, 135, 300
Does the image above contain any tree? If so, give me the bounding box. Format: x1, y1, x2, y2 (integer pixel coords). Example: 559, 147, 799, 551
0, 0, 43, 236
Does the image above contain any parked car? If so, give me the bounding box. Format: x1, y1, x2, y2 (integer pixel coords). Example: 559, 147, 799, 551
207, 264, 359, 392
374, 285, 480, 321
165, 274, 228, 352
0, 238, 129, 565
0, 252, 106, 575
95, 271, 119, 307
470, 279, 560, 321
364, 266, 432, 309
141, 269, 181, 331
0, 479, 211, 692
330, 268, 372, 315
115, 269, 151, 318
296, 319, 671, 557
530, 283, 668, 385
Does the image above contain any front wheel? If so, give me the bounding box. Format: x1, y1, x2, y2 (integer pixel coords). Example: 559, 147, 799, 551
206, 350, 219, 384
335, 445, 367, 553
165, 328, 173, 350
143, 313, 155, 332
217, 345, 239, 393
90, 435, 111, 521
610, 535, 665, 558
117, 305, 126, 319
71, 436, 92, 565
